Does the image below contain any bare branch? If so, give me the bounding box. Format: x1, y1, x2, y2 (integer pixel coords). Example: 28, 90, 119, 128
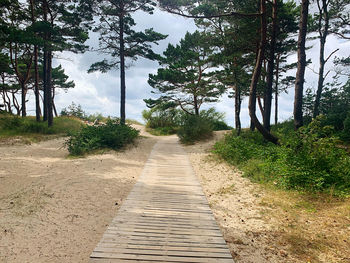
325, 48, 339, 64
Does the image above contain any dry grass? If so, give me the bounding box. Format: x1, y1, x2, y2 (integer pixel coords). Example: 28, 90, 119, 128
260, 188, 350, 262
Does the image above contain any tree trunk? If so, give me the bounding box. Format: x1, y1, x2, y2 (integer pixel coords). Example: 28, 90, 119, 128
234, 86, 241, 136
248, 0, 279, 144
43, 2, 48, 121
250, 119, 255, 131
34, 45, 41, 121
30, 0, 41, 121
1, 75, 12, 114
313, 0, 329, 118
53, 101, 58, 117
47, 51, 53, 127
52, 87, 57, 117
12, 91, 20, 115
274, 54, 280, 125
194, 95, 199, 115
258, 96, 264, 120
21, 82, 26, 117
119, 12, 126, 125
294, 0, 309, 130
263, 0, 278, 131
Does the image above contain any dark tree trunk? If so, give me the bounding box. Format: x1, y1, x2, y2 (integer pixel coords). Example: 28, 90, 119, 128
1, 75, 12, 114
47, 51, 53, 127
294, 0, 309, 130
43, 2, 48, 121
248, 0, 279, 144
194, 95, 199, 115
53, 101, 58, 117
21, 82, 26, 117
234, 86, 241, 136
12, 91, 20, 115
250, 119, 255, 131
274, 54, 280, 125
313, 0, 329, 118
30, 0, 41, 122
34, 45, 41, 122
258, 96, 264, 121
119, 11, 126, 125
263, 0, 278, 131
43, 49, 48, 121
52, 87, 57, 117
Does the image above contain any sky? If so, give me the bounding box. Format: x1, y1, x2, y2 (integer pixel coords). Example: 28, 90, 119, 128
25, 6, 350, 127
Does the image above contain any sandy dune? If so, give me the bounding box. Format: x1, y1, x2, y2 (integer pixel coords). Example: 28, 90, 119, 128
0, 127, 157, 262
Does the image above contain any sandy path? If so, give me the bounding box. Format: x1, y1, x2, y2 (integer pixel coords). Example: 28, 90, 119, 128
184, 132, 295, 263
0, 126, 157, 263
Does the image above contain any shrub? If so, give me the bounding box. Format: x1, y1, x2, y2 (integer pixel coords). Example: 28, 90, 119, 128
60, 102, 86, 119
143, 105, 231, 136
341, 112, 350, 142
142, 105, 182, 133
177, 114, 213, 144
214, 117, 350, 195
200, 108, 231, 131
65, 119, 139, 155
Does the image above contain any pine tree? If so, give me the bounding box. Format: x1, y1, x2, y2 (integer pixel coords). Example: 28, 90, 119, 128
89, 0, 167, 124
146, 31, 224, 115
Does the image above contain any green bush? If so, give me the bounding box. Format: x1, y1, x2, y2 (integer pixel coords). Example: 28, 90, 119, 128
60, 102, 86, 119
212, 120, 232, 131
200, 108, 231, 131
142, 104, 183, 134
177, 114, 213, 144
214, 116, 350, 195
143, 105, 231, 136
341, 112, 350, 142
65, 119, 139, 155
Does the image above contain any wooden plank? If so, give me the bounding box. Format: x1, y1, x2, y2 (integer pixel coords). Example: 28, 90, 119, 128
91, 252, 234, 263
92, 247, 232, 258
97, 243, 230, 252
97, 241, 229, 249
90, 137, 234, 262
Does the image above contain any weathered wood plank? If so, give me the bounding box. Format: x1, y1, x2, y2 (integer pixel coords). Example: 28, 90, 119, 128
90, 136, 234, 262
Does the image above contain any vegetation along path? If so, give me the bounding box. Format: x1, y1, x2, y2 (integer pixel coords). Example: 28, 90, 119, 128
90, 136, 234, 262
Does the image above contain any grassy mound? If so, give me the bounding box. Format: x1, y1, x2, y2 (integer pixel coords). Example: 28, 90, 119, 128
0, 114, 83, 141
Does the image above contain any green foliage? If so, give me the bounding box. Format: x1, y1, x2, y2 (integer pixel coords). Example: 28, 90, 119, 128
214, 116, 350, 195
0, 114, 82, 136
342, 112, 350, 141
143, 105, 230, 137
147, 31, 224, 114
89, 0, 167, 73
177, 114, 213, 144
303, 82, 350, 139
60, 102, 86, 119
199, 108, 232, 131
66, 119, 139, 156
142, 103, 183, 135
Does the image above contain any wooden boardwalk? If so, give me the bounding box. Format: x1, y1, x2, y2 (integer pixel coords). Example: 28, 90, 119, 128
90, 136, 234, 262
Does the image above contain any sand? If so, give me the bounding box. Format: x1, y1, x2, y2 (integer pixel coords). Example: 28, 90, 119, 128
184, 132, 295, 263
1, 128, 315, 263
0, 125, 157, 262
